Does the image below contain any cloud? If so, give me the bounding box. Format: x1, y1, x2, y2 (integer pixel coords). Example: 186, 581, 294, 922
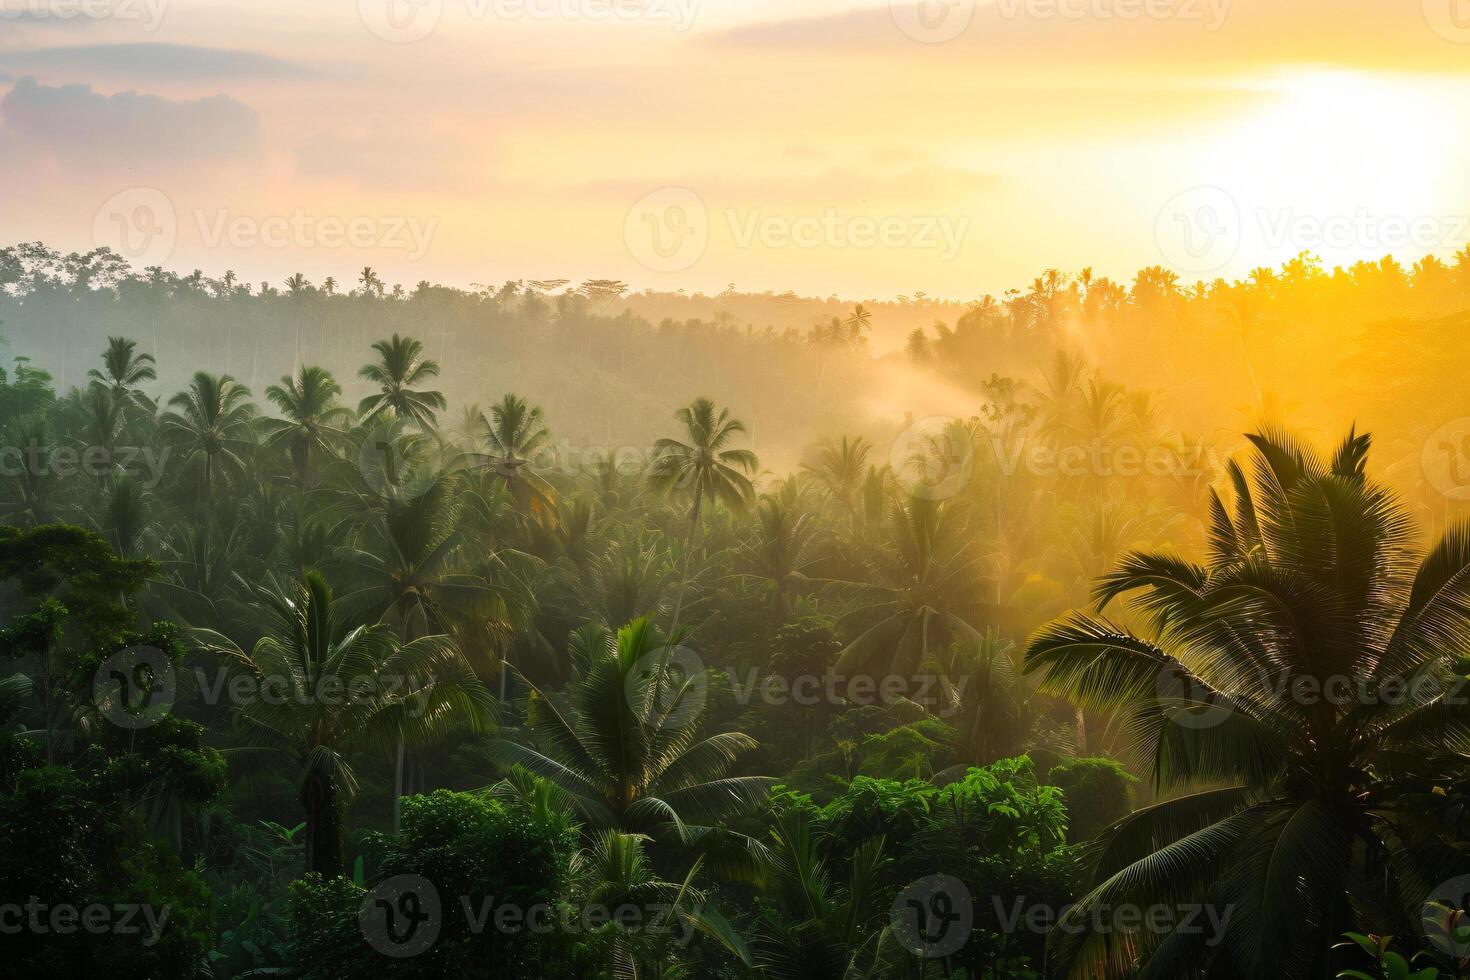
0, 43, 305, 81
295, 127, 492, 191
708, 1, 1470, 74
564, 164, 1001, 207
0, 76, 261, 166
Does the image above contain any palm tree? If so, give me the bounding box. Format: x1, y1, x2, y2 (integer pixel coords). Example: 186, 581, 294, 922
744, 811, 902, 980
650, 398, 759, 534
195, 571, 494, 876
486, 617, 772, 843
831, 493, 991, 682
802, 435, 871, 523
1025, 429, 1470, 978
159, 371, 257, 501
649, 397, 758, 625
843, 304, 872, 348
461, 394, 557, 522
262, 365, 350, 486
356, 333, 447, 430
575, 830, 707, 977
736, 489, 821, 618
86, 336, 156, 411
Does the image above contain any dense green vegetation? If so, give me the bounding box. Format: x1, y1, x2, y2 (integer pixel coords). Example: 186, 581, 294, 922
3, 243, 1470, 978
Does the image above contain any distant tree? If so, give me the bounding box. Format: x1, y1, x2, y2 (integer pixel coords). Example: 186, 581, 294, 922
356, 333, 446, 430
262, 365, 350, 487
159, 371, 257, 501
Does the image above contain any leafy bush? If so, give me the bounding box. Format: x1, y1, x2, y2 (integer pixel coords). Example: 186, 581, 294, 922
1046, 756, 1137, 842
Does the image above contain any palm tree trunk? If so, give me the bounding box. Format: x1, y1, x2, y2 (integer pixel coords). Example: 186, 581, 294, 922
667, 485, 703, 633
302, 770, 344, 877
393, 741, 405, 834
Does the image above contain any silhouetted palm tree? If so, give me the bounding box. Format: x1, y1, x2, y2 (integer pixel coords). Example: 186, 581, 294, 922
196, 571, 493, 875
262, 365, 350, 486
357, 333, 447, 430
87, 336, 156, 412
159, 371, 257, 500
1026, 429, 1470, 978
487, 617, 772, 842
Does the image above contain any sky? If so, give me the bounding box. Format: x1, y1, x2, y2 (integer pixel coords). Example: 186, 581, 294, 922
2, 0, 1470, 300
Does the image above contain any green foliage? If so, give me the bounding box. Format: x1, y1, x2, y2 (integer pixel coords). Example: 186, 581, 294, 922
0, 764, 215, 979
1047, 755, 1138, 841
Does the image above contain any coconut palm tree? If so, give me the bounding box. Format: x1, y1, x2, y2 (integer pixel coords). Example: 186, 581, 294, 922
159, 371, 257, 501
460, 394, 557, 522
574, 830, 707, 978
262, 365, 350, 486
736, 488, 822, 618
831, 493, 991, 682
695, 808, 907, 980
1025, 428, 1470, 978
195, 571, 494, 876
803, 434, 870, 509
486, 617, 772, 844
649, 397, 758, 625
650, 397, 758, 536
356, 333, 447, 430
87, 335, 156, 412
